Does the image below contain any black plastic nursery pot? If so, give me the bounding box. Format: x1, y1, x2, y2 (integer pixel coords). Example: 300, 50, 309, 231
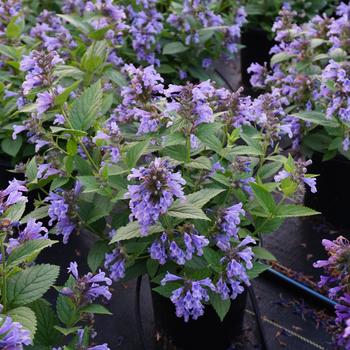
241, 28, 274, 94
304, 153, 350, 231
152, 289, 247, 350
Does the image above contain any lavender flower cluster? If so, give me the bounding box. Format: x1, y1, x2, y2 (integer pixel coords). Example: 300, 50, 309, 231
248, 2, 350, 152
314, 236, 350, 348
126, 158, 186, 235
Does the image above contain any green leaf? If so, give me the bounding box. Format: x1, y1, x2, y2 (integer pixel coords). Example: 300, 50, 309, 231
270, 52, 295, 65
1, 137, 22, 157
7, 264, 60, 308
6, 15, 24, 39
54, 326, 80, 336
152, 283, 181, 298
26, 157, 38, 183
203, 247, 222, 272
87, 241, 109, 273
8, 306, 37, 340
69, 80, 103, 131
186, 188, 225, 208
196, 133, 222, 153
54, 80, 81, 106
185, 157, 212, 170
110, 221, 164, 243
66, 138, 78, 156
125, 140, 149, 169
167, 202, 210, 221
55, 65, 85, 81
7, 240, 58, 268
252, 247, 276, 261
30, 299, 61, 346
56, 277, 79, 326
146, 259, 159, 278
80, 304, 112, 315
210, 292, 231, 321
77, 176, 100, 193
250, 183, 276, 214
81, 41, 108, 73
275, 204, 320, 218
257, 162, 282, 180
105, 68, 127, 87
292, 111, 339, 127
163, 42, 189, 55
21, 206, 49, 224
3, 200, 26, 222
247, 263, 270, 279
57, 14, 91, 34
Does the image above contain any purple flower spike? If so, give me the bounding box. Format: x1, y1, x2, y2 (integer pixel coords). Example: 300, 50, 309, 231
126, 158, 185, 235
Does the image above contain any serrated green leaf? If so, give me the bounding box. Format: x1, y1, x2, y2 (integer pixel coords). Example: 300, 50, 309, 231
210, 292, 230, 321
21, 206, 49, 224
69, 80, 103, 131
80, 304, 112, 315
270, 52, 295, 65
54, 80, 81, 106
3, 200, 26, 222
250, 183, 276, 214
1, 136, 22, 157
186, 188, 225, 208
81, 41, 107, 73
7, 240, 57, 268
87, 241, 109, 273
110, 221, 163, 243
57, 14, 91, 34
26, 157, 37, 183
275, 204, 320, 218
167, 202, 210, 221
252, 246, 276, 261
7, 264, 60, 308
292, 111, 339, 127
54, 326, 80, 336
247, 263, 269, 279
125, 140, 149, 169
30, 299, 61, 346
203, 247, 222, 272
163, 42, 189, 55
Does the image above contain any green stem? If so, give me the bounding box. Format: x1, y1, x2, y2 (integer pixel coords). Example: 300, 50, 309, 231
185, 135, 191, 163
1, 240, 7, 312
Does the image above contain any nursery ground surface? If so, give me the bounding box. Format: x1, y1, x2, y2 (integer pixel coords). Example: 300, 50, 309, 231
39, 215, 339, 350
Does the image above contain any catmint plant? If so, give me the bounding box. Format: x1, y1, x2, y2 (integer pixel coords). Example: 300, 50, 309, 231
11, 53, 319, 323
248, 3, 350, 159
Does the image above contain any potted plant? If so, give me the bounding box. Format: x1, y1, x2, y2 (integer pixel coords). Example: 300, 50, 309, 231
247, 3, 350, 229
240, 0, 336, 91
10, 36, 320, 347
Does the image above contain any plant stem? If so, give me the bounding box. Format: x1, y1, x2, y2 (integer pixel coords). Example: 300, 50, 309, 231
1, 240, 7, 312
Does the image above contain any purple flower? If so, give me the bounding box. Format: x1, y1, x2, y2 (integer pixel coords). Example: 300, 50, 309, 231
0, 308, 32, 349
45, 182, 81, 243
104, 232, 126, 282
66, 261, 112, 303
37, 163, 62, 180
160, 273, 216, 322
0, 179, 27, 215
7, 219, 48, 253
216, 236, 255, 300
247, 63, 267, 88
126, 158, 186, 235
219, 203, 245, 239
128, 2, 163, 65
149, 229, 209, 265
36, 91, 54, 114
20, 50, 63, 95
